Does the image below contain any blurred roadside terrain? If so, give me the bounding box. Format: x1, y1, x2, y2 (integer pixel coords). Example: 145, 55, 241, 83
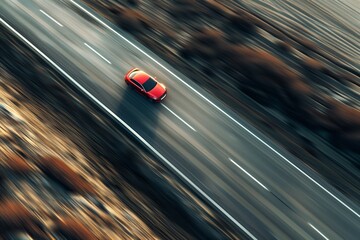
1, 0, 359, 239
0, 27, 241, 239
82, 0, 360, 202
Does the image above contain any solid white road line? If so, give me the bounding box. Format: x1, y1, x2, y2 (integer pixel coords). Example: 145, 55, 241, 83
161, 103, 196, 132
84, 42, 112, 64
39, 9, 63, 27
69, 0, 360, 218
230, 158, 269, 191
308, 223, 329, 240
0, 18, 257, 240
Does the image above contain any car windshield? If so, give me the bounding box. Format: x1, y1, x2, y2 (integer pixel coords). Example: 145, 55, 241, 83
142, 77, 157, 92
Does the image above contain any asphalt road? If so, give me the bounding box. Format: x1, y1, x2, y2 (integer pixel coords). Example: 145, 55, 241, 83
1, 0, 359, 239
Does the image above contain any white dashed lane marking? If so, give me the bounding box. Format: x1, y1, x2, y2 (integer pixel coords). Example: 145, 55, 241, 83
40, 9, 63, 27
161, 103, 196, 132
230, 158, 269, 191
84, 42, 112, 64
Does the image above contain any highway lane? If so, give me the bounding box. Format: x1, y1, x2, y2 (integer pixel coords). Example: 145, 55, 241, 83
2, 0, 360, 239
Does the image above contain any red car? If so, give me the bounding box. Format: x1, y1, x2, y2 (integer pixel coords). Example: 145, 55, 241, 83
124, 68, 167, 102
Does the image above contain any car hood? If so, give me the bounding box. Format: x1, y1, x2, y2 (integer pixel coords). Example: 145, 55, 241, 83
148, 83, 166, 99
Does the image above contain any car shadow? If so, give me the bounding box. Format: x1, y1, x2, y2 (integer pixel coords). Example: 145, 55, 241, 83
116, 86, 161, 142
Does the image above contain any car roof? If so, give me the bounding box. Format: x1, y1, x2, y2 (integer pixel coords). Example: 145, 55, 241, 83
132, 71, 151, 84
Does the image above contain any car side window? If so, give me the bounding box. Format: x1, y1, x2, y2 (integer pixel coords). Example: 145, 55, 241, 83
130, 79, 143, 90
